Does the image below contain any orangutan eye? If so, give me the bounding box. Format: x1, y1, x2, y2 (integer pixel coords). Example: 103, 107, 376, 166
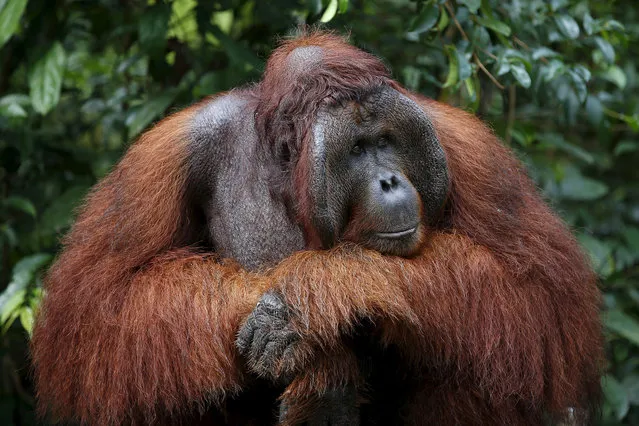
350, 143, 365, 156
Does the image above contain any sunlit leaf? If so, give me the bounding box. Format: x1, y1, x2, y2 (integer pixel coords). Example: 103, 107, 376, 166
0, 93, 30, 107
435, 7, 449, 32
0, 102, 26, 117
29, 42, 66, 115
19, 307, 34, 335
594, 37, 615, 63
320, 0, 338, 23
0, 254, 52, 323
532, 47, 560, 61
0, 0, 28, 48
601, 65, 626, 89
0, 289, 25, 325
442, 45, 459, 88
510, 63, 531, 88
555, 15, 580, 39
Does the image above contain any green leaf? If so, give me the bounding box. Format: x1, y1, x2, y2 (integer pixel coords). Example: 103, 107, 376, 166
578, 234, 614, 277
435, 7, 449, 32
614, 140, 638, 156
602, 19, 625, 32
3, 196, 36, 217
456, 49, 472, 81
622, 375, 639, 406
532, 47, 560, 61
0, 93, 30, 107
510, 63, 531, 88
601, 65, 626, 89
0, 253, 52, 323
583, 13, 595, 35
40, 186, 89, 235
408, 3, 439, 35
555, 15, 580, 39
320, 0, 338, 23
567, 67, 590, 103
0, 102, 26, 117
0, 0, 28, 48
209, 26, 262, 69
561, 175, 608, 200
555, 162, 607, 200
464, 77, 475, 98
29, 42, 66, 115
1, 224, 18, 247
138, 3, 171, 56
475, 16, 511, 36
0, 289, 25, 325
338, 0, 348, 13
585, 95, 603, 125
19, 306, 34, 335
0, 92, 29, 117
624, 227, 639, 253
594, 37, 615, 64
540, 133, 594, 164
605, 310, 639, 348
308, 0, 323, 16
603, 374, 630, 421
572, 65, 591, 83
126, 90, 178, 138
471, 25, 489, 48
442, 45, 459, 88
459, 0, 480, 14
541, 60, 565, 82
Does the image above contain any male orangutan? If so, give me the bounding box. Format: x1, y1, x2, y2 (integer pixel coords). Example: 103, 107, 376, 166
31, 32, 603, 425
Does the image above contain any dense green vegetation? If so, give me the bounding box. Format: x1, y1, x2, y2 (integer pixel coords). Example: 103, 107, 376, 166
1, 0, 638, 424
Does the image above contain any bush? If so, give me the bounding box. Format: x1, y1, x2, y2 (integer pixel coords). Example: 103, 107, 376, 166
1, 1, 637, 424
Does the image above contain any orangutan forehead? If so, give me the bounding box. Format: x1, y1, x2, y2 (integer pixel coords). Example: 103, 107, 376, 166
324, 86, 391, 116
286, 46, 324, 73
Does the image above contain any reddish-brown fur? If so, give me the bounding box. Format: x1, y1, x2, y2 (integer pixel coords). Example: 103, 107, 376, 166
31, 32, 603, 425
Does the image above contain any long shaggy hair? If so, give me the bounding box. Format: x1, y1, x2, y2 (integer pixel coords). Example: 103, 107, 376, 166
31, 32, 603, 426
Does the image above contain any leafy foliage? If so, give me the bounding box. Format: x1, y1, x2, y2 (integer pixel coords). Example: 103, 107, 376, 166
0, 0, 637, 424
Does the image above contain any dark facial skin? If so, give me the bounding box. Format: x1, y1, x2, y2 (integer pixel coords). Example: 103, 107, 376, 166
192, 85, 449, 426
308, 86, 449, 256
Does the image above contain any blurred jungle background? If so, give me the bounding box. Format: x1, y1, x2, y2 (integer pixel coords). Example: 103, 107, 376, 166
0, 0, 638, 424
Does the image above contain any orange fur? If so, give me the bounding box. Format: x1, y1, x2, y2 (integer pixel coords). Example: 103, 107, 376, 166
31, 108, 270, 424
31, 32, 603, 426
